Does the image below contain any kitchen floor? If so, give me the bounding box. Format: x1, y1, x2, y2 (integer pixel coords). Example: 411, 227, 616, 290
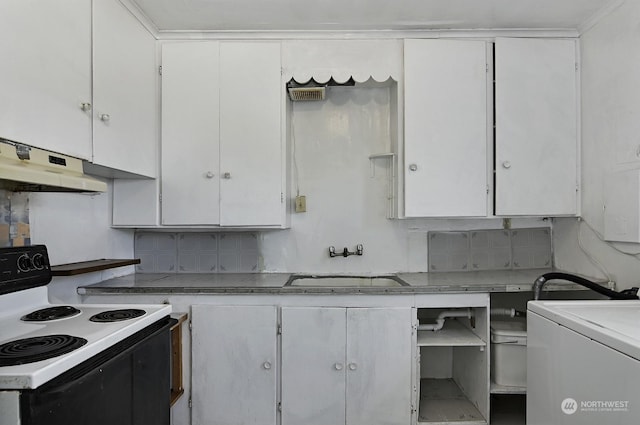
490, 394, 526, 424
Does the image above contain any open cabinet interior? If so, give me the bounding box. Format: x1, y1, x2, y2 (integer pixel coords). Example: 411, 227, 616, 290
416, 307, 489, 425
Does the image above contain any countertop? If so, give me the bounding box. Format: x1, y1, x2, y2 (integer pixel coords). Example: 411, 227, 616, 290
77, 268, 600, 295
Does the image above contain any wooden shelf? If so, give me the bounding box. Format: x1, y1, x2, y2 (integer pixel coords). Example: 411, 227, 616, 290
50, 259, 140, 276
418, 320, 486, 347
170, 313, 188, 406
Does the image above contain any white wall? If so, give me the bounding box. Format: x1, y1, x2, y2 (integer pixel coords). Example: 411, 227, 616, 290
554, 0, 640, 289
28, 181, 135, 301
261, 86, 547, 273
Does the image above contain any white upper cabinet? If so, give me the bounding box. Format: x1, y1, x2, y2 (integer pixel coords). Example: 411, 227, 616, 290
404, 39, 490, 217
219, 42, 283, 226
0, 0, 92, 159
161, 41, 221, 226
92, 0, 158, 177
160, 41, 286, 227
495, 38, 578, 216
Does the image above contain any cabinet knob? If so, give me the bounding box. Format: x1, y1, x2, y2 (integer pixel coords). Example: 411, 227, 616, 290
334, 363, 344, 371
502, 161, 511, 169
99, 113, 111, 122
80, 102, 92, 112
348, 362, 357, 371
223, 172, 231, 179
409, 164, 418, 172
262, 361, 272, 370
206, 172, 215, 179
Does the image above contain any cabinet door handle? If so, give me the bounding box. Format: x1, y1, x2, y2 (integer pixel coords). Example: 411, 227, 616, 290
99, 113, 111, 122
205, 172, 215, 179
262, 361, 272, 370
223, 172, 231, 179
334, 363, 344, 371
408, 164, 418, 172
348, 362, 357, 371
502, 161, 511, 169
80, 102, 92, 112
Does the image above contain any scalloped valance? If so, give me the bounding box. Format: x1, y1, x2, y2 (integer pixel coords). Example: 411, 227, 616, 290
282, 40, 402, 84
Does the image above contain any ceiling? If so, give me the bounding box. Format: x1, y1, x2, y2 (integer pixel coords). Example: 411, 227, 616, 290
130, 0, 615, 32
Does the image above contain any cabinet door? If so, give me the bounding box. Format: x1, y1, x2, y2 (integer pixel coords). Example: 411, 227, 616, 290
219, 42, 283, 226
0, 0, 91, 159
404, 39, 489, 217
92, 0, 158, 177
495, 38, 578, 216
191, 305, 277, 425
281, 307, 347, 425
346, 308, 413, 425
161, 42, 220, 225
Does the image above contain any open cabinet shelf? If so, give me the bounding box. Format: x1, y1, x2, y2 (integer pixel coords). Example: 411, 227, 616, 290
418, 378, 487, 425
418, 320, 486, 347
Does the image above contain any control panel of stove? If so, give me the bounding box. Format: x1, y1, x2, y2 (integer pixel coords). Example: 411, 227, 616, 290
0, 245, 51, 295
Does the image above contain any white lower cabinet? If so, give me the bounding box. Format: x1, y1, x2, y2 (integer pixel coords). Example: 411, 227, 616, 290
191, 305, 278, 425
281, 307, 414, 425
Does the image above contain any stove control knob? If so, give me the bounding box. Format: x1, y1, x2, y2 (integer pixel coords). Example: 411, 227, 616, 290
17, 254, 33, 272
32, 254, 45, 270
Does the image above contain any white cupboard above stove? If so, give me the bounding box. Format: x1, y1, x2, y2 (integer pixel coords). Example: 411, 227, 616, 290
0, 0, 92, 160
160, 41, 287, 227
0, 0, 158, 178
88, 0, 158, 178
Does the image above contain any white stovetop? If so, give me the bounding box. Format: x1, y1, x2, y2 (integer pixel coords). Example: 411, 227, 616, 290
0, 287, 171, 389
528, 300, 640, 361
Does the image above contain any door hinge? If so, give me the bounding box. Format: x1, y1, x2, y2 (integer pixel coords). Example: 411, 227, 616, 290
277, 325, 282, 335
575, 62, 579, 71
189, 398, 192, 408
486, 63, 489, 72
189, 321, 193, 331
278, 402, 282, 412
281, 192, 284, 203
159, 65, 163, 76
159, 193, 162, 203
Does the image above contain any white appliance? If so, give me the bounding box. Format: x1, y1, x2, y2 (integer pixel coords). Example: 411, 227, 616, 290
0, 245, 172, 425
527, 300, 640, 424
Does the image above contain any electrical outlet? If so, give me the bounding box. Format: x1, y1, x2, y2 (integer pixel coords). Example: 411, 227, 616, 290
295, 195, 307, 213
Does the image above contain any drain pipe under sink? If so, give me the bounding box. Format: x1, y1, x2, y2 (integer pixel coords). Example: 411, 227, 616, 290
418, 308, 524, 332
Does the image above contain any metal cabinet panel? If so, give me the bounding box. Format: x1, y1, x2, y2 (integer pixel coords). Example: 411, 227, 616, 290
191, 305, 277, 425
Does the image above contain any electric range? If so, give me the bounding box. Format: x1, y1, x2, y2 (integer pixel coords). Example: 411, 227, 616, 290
0, 245, 173, 425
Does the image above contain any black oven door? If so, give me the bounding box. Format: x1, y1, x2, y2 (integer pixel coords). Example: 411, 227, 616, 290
20, 317, 175, 425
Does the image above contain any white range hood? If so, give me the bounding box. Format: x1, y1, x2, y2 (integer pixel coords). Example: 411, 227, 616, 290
0, 140, 107, 193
